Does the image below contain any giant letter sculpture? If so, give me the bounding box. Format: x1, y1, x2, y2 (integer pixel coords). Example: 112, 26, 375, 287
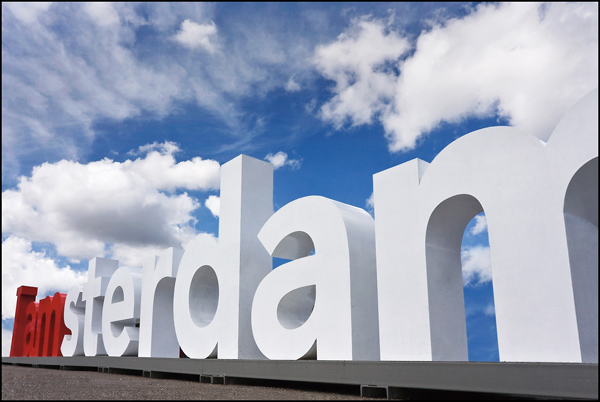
9, 286, 38, 357
546, 89, 598, 363
61, 285, 85, 356
11, 287, 69, 357
34, 293, 69, 356
252, 196, 379, 360
83, 257, 119, 356
375, 89, 598, 363
173, 155, 273, 359
102, 266, 143, 356
138, 247, 184, 357
22, 301, 38, 357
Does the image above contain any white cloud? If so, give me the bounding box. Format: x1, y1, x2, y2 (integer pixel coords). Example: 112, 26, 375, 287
2, 236, 87, 320
465, 301, 496, 318
461, 245, 492, 286
2, 3, 192, 179
83, 2, 120, 26
130, 151, 221, 192
127, 141, 181, 156
304, 98, 318, 114
365, 192, 375, 216
3, 2, 52, 24
205, 195, 221, 218
3, 328, 13, 357
285, 75, 301, 92
1, 148, 220, 262
384, 2, 599, 151
264, 151, 302, 170
174, 19, 219, 53
470, 214, 488, 235
315, 3, 598, 152
314, 16, 410, 129
1, 3, 322, 180
484, 304, 496, 317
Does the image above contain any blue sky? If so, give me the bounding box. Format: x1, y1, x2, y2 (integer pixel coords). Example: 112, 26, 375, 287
2, 2, 598, 360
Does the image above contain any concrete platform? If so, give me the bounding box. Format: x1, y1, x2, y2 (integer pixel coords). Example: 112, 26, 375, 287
2, 357, 598, 400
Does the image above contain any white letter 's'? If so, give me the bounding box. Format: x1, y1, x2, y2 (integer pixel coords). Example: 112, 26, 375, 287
61, 285, 85, 356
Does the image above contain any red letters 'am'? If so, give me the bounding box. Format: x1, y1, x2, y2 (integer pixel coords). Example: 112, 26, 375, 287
10, 286, 70, 357
34, 292, 70, 356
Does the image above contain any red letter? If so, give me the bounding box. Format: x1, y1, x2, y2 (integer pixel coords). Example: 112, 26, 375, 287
10, 286, 37, 357
22, 301, 38, 357
35, 293, 69, 357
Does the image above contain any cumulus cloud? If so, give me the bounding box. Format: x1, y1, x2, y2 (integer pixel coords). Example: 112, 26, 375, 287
264, 152, 302, 170
2, 236, 87, 320
470, 214, 488, 235
127, 141, 181, 156
316, 3, 598, 152
204, 195, 221, 218
314, 16, 410, 129
128, 151, 220, 193
1, 146, 220, 262
205, 195, 221, 218
173, 19, 219, 53
461, 245, 493, 286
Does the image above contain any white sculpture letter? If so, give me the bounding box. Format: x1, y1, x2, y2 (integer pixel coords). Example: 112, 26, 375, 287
173, 155, 273, 359
82, 257, 119, 356
138, 247, 184, 357
102, 266, 143, 356
252, 196, 379, 360
375, 89, 598, 363
60, 285, 85, 356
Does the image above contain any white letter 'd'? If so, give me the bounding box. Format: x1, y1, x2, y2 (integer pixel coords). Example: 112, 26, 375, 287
173, 155, 273, 359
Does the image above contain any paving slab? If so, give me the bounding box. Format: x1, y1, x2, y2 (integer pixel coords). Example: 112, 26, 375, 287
2, 364, 374, 400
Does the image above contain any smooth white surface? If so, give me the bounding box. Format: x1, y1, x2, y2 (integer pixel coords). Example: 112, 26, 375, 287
82, 257, 119, 356
173, 155, 273, 359
60, 285, 85, 356
547, 89, 598, 363
138, 247, 184, 357
253, 196, 379, 360
61, 90, 597, 363
102, 266, 143, 356
375, 89, 598, 362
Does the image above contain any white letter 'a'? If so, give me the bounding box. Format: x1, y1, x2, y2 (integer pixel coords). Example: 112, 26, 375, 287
252, 196, 379, 360
173, 155, 273, 359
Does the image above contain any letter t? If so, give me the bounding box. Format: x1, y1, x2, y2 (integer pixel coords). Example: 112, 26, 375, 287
82, 257, 119, 356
